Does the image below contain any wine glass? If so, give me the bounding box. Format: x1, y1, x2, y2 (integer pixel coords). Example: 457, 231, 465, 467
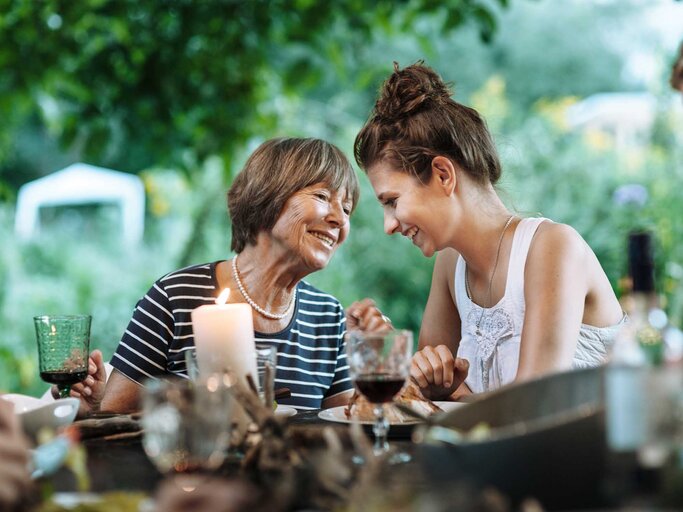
345, 329, 413, 464
34, 314, 91, 399
141, 375, 233, 489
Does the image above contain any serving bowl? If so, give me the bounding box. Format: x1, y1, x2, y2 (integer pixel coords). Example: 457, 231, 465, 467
415, 367, 609, 510
2, 393, 79, 436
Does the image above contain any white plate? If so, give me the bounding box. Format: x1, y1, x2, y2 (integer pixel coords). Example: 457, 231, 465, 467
318, 401, 465, 425
436, 401, 466, 414
2, 393, 79, 436
275, 404, 297, 418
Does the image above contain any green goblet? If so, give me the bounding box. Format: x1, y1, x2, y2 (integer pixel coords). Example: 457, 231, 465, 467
34, 315, 91, 399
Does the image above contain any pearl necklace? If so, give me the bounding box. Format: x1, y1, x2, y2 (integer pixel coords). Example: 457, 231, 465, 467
231, 254, 296, 320
465, 215, 516, 337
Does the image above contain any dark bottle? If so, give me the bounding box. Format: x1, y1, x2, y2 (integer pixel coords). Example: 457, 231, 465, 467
626, 231, 664, 366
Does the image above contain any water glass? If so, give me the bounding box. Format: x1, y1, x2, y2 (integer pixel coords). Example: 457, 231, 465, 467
255, 346, 277, 405
141, 376, 233, 476
34, 314, 91, 398
184, 348, 199, 382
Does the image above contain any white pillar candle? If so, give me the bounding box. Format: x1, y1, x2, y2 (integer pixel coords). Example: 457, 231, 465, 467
191, 290, 258, 434
191, 297, 258, 387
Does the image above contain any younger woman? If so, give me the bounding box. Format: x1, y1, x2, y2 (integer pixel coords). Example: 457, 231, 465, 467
354, 62, 624, 399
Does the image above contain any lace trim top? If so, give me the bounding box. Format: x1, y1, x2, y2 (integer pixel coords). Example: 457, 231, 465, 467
454, 217, 622, 393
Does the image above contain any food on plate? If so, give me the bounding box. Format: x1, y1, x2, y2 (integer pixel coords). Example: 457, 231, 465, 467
345, 380, 442, 422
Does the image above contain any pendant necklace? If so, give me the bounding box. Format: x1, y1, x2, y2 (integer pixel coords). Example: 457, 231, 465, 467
465, 215, 515, 337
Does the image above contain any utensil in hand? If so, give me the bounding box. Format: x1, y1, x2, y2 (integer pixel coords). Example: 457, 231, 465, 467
34, 315, 91, 399
346, 329, 413, 464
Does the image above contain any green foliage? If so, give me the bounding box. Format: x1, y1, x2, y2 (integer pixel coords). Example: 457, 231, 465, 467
0, 170, 194, 395
2, 0, 682, 395
0, 0, 508, 175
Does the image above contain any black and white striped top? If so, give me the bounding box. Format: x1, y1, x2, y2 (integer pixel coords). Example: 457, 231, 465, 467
111, 261, 352, 410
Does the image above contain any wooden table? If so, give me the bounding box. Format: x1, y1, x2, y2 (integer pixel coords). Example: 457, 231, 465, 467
50, 409, 422, 494
48, 409, 682, 511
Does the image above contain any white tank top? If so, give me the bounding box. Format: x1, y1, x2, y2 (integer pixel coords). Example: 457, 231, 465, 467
454, 217, 622, 393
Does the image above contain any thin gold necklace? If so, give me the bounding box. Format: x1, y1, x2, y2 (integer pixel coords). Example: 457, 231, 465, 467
465, 215, 515, 337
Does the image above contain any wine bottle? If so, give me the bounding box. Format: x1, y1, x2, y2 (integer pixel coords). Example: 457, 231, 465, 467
606, 231, 661, 452
627, 231, 664, 365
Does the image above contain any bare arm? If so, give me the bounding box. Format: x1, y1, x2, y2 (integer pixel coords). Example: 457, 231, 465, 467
418, 249, 461, 352
322, 389, 353, 409
413, 249, 470, 400
516, 223, 587, 381
99, 370, 144, 413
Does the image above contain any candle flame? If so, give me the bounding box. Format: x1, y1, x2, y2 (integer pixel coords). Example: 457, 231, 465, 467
216, 288, 231, 305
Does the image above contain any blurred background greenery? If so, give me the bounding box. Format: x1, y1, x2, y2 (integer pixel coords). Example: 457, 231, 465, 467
1, 0, 682, 395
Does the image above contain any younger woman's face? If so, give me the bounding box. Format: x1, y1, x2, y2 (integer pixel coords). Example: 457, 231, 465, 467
367, 161, 447, 258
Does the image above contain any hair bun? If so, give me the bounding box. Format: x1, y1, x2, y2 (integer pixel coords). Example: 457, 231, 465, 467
374, 61, 453, 122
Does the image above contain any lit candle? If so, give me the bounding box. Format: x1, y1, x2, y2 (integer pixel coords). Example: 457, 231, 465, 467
191, 289, 258, 433
191, 288, 258, 387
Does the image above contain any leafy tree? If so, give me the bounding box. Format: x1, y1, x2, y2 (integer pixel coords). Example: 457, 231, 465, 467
0, 0, 509, 174
0, 0, 510, 264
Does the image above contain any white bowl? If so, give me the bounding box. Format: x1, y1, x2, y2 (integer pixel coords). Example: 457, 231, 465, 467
2, 393, 79, 436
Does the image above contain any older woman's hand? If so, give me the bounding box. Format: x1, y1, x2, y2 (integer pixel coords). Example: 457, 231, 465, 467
346, 298, 392, 333
411, 345, 469, 400
51, 349, 107, 418
0, 399, 31, 510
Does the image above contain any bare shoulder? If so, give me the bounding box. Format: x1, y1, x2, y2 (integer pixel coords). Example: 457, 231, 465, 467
529, 220, 588, 264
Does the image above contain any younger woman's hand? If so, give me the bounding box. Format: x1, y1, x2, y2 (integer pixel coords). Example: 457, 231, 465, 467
411, 345, 469, 400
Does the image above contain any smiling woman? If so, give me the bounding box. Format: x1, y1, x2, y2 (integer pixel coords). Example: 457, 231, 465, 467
57, 137, 390, 415
355, 62, 624, 400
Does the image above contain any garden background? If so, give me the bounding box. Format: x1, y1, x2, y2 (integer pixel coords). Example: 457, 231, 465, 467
1, 0, 682, 395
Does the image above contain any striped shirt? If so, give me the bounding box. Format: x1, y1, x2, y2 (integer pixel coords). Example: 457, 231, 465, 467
111, 261, 352, 410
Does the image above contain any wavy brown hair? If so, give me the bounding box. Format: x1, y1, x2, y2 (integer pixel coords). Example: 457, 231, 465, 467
228, 137, 359, 253
354, 62, 501, 185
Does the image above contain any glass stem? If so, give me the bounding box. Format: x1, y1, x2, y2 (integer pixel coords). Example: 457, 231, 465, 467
58, 385, 71, 399
372, 403, 389, 455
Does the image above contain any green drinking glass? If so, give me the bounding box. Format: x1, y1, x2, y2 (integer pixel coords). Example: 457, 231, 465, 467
34, 315, 91, 399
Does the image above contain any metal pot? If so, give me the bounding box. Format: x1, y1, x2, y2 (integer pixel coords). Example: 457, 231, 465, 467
416, 367, 608, 510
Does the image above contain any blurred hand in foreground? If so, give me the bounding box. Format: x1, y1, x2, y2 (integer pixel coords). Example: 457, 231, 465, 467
52, 349, 107, 417
0, 399, 31, 510
411, 345, 470, 400
154, 476, 257, 512
346, 298, 392, 333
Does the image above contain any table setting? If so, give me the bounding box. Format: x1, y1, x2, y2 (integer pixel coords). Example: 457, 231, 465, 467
8, 303, 683, 512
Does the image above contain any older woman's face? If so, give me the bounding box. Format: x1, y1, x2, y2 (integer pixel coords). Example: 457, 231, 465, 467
270, 182, 352, 271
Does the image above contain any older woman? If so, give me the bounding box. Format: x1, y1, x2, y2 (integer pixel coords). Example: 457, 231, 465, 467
66, 137, 384, 413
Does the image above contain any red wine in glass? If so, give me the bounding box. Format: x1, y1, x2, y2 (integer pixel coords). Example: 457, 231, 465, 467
40, 370, 88, 387
354, 373, 405, 403
34, 314, 91, 399
345, 329, 413, 464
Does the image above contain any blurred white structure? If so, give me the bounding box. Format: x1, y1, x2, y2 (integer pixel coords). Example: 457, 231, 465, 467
15, 163, 145, 245
565, 92, 658, 150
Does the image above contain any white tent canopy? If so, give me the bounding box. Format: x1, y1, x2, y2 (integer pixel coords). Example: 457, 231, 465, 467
15, 163, 145, 245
